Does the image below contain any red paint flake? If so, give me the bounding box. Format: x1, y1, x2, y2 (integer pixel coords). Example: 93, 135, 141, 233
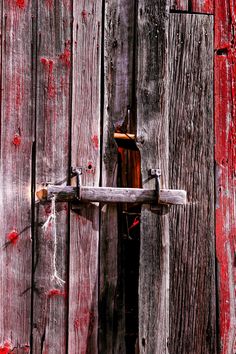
12, 133, 21, 146
91, 135, 99, 149
40, 57, 56, 99
81, 9, 88, 23
47, 288, 67, 298
15, 75, 23, 110
59, 41, 71, 68
16, 0, 25, 9
7, 230, 19, 245
0, 341, 12, 353
45, 0, 53, 8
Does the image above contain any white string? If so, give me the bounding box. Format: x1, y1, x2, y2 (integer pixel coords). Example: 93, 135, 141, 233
42, 195, 65, 287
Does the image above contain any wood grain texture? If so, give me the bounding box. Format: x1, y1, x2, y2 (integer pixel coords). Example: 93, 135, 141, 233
68, 2, 102, 353
0, 1, 32, 351
136, 1, 169, 353
100, 0, 135, 352
170, 0, 188, 11
32, 0, 71, 352
46, 185, 187, 205
215, 1, 235, 51
169, 14, 216, 354
170, 0, 213, 13
215, 2, 236, 350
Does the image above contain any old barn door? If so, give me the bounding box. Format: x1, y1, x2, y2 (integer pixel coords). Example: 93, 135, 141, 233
0, 0, 234, 353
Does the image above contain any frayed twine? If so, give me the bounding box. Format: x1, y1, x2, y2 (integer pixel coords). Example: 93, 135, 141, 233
42, 195, 65, 287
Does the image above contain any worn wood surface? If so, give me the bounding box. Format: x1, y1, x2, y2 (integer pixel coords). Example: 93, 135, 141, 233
68, 2, 102, 353
170, 0, 213, 13
0, 1, 32, 351
45, 185, 187, 205
169, 14, 216, 354
136, 1, 170, 353
215, 2, 236, 352
32, 0, 71, 352
100, 0, 136, 352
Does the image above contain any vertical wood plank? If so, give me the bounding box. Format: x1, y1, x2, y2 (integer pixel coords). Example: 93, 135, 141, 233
68, 1, 102, 353
0, 0, 32, 351
0, 1, 33, 351
215, 2, 236, 350
215, 1, 235, 51
169, 14, 216, 354
100, 0, 136, 352
32, 0, 71, 352
136, 1, 169, 353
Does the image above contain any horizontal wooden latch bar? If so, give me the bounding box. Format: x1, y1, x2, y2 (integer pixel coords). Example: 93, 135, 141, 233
36, 167, 187, 208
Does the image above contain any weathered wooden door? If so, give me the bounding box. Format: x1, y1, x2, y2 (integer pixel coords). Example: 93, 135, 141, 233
0, 0, 235, 353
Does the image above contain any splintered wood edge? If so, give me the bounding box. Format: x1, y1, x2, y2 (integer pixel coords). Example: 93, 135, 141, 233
37, 186, 187, 205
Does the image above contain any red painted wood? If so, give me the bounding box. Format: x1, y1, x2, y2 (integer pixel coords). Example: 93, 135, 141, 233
170, 0, 213, 13
215, 2, 236, 352
191, 0, 213, 13
0, 0, 33, 350
215, 1, 236, 50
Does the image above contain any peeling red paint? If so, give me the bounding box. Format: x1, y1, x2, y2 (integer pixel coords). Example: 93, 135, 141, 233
12, 133, 21, 146
91, 135, 99, 149
191, 0, 213, 14
7, 230, 19, 245
0, 340, 12, 353
59, 41, 71, 68
81, 9, 88, 23
215, 3, 236, 351
47, 288, 67, 298
16, 0, 25, 9
45, 0, 53, 9
40, 57, 56, 99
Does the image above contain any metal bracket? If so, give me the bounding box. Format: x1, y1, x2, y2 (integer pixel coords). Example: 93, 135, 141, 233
71, 167, 82, 200
149, 168, 169, 215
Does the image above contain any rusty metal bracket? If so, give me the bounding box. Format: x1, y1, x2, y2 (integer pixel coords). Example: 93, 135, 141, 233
150, 168, 170, 215
71, 167, 82, 200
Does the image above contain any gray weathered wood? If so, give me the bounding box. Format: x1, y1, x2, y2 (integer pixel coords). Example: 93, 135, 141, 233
43, 185, 187, 205
68, 2, 102, 352
100, 0, 136, 352
170, 0, 188, 11
136, 1, 170, 353
32, 0, 71, 352
169, 14, 216, 353
0, 1, 32, 350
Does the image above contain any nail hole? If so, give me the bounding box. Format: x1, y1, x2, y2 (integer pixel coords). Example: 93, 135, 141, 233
88, 164, 93, 170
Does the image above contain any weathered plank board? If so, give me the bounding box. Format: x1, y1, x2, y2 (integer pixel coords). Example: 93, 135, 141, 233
32, 0, 71, 352
0, 1, 32, 351
45, 185, 186, 205
170, 0, 213, 13
169, 14, 216, 353
100, 0, 136, 352
215, 3, 236, 353
68, 2, 102, 353
215, 54, 236, 354
136, 1, 170, 352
